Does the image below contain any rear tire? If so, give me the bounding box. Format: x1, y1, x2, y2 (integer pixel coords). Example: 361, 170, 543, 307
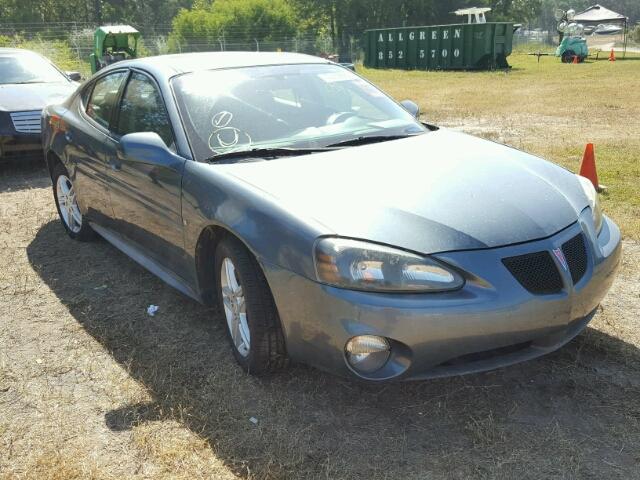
214, 236, 289, 374
52, 162, 95, 241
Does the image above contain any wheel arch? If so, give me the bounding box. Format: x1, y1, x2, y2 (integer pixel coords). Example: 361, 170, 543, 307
45, 150, 63, 180
194, 223, 266, 306
197, 222, 291, 372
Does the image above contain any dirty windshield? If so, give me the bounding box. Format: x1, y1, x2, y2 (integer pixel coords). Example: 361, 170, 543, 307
171, 63, 426, 161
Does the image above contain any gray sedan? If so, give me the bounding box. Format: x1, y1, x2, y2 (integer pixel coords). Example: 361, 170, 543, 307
42, 52, 621, 381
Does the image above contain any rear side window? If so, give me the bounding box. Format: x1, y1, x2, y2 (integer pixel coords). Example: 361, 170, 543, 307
86, 71, 128, 128
116, 72, 174, 148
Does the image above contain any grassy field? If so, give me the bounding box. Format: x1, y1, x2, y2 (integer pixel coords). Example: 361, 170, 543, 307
1, 53, 639, 479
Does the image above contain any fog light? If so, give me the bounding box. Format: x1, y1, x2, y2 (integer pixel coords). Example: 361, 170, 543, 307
345, 335, 391, 374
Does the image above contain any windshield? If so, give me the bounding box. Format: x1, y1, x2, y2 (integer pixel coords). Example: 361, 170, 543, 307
171, 64, 426, 161
0, 53, 69, 85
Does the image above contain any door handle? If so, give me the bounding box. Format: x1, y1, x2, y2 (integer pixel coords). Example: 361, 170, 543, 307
64, 131, 72, 142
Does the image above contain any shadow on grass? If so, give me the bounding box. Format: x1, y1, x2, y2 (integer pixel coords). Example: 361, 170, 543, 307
27, 220, 640, 479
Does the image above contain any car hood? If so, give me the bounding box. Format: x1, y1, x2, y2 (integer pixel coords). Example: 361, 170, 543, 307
220, 129, 588, 254
0, 82, 76, 111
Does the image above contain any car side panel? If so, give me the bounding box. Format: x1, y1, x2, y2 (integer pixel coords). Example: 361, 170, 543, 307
104, 69, 189, 280
42, 104, 67, 161
63, 99, 115, 224
43, 101, 107, 222
180, 160, 331, 295
108, 146, 188, 280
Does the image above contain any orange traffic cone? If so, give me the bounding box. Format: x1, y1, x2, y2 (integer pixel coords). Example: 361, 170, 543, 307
609, 49, 616, 62
579, 143, 603, 191
573, 54, 579, 64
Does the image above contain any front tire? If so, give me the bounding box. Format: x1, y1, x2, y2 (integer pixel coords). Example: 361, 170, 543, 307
52, 162, 95, 241
214, 236, 289, 374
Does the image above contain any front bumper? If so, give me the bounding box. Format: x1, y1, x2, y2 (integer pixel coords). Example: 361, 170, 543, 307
263, 213, 621, 381
0, 133, 43, 160
0, 111, 43, 161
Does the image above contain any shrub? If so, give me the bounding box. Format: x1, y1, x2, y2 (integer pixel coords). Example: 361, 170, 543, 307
169, 0, 297, 52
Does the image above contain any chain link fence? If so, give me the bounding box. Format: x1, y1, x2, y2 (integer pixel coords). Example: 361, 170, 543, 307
6, 20, 630, 75
0, 21, 361, 75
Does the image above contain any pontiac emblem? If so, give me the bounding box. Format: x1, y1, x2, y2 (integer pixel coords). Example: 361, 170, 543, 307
552, 248, 568, 271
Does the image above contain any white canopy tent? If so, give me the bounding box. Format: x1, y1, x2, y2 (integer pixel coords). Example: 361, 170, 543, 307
573, 4, 626, 23
573, 4, 629, 56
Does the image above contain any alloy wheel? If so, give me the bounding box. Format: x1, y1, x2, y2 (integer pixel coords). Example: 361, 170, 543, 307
220, 257, 250, 357
56, 174, 82, 234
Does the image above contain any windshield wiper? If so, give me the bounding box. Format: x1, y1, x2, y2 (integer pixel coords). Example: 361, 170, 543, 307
205, 134, 423, 163
326, 133, 422, 148
205, 147, 334, 163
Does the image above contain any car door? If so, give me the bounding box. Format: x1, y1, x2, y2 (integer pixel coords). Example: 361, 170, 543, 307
71, 70, 128, 227
107, 70, 187, 277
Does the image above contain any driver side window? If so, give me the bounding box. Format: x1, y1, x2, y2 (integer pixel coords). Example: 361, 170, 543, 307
116, 72, 174, 148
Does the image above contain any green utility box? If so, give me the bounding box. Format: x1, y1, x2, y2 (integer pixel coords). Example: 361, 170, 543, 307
364, 23, 514, 70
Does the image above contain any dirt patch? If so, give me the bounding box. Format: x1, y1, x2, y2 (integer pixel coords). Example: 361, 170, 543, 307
1, 165, 639, 479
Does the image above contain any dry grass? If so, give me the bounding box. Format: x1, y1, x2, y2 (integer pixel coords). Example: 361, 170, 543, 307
1, 53, 640, 479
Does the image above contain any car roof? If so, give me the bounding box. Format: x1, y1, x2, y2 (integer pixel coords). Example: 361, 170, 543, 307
101, 51, 333, 80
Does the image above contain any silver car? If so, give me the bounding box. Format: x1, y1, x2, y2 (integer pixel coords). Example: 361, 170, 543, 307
42, 52, 621, 381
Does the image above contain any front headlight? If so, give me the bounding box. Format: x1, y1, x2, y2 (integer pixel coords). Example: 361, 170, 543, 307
314, 237, 464, 292
577, 175, 603, 234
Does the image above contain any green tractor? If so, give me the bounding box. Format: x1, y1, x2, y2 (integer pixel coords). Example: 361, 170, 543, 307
554, 9, 589, 63
89, 25, 141, 74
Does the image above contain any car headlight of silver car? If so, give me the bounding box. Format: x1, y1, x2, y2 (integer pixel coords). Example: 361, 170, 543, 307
314, 237, 464, 292
577, 175, 603, 234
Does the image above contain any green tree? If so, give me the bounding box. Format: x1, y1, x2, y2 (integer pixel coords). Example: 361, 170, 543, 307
487, 0, 544, 24
0, 0, 196, 27
169, 0, 297, 52
291, 0, 489, 58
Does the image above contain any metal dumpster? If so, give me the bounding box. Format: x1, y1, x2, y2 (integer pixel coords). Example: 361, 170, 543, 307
364, 23, 514, 70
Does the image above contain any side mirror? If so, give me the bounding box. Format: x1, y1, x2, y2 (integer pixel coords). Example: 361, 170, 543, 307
120, 132, 170, 163
400, 100, 420, 119
66, 71, 82, 82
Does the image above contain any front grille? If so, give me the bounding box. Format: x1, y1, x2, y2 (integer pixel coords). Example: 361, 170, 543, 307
562, 233, 588, 284
502, 251, 563, 295
10, 110, 42, 134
